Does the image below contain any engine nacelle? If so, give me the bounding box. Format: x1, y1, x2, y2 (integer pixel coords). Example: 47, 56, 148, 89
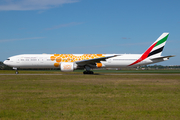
60, 62, 77, 72
96, 63, 105, 68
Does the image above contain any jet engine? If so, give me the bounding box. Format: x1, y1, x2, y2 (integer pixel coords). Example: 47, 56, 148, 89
60, 62, 77, 72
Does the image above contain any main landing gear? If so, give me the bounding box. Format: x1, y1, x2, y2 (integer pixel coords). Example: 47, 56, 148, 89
83, 71, 94, 74
83, 66, 94, 74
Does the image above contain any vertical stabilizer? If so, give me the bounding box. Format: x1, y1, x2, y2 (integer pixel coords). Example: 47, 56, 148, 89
147, 32, 169, 58
129, 33, 169, 66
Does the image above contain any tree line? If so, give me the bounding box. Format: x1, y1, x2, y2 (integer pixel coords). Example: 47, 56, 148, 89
0, 61, 12, 70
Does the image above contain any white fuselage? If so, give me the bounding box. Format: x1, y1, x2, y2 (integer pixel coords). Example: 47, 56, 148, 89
3, 54, 166, 69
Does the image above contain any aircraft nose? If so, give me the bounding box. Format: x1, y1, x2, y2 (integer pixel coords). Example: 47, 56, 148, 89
3, 60, 7, 65
3, 59, 14, 67
3, 60, 10, 66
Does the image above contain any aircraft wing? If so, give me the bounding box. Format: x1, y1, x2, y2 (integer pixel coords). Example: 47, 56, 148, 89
75, 55, 118, 66
150, 55, 175, 60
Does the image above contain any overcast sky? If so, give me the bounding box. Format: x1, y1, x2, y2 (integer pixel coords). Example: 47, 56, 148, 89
0, 0, 180, 65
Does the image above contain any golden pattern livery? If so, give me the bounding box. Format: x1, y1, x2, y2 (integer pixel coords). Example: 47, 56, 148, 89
50, 54, 105, 67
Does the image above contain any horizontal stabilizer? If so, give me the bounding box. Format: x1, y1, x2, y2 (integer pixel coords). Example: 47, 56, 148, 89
150, 55, 175, 60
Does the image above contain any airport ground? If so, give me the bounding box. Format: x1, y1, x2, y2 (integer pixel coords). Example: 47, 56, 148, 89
0, 70, 180, 119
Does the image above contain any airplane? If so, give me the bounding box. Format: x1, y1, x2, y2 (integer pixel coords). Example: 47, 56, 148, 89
3, 33, 174, 74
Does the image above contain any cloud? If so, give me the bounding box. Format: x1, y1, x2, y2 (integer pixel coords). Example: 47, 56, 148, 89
0, 37, 44, 42
45, 22, 83, 30
0, 0, 79, 11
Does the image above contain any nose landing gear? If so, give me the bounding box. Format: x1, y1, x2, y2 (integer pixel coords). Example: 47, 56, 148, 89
13, 67, 19, 74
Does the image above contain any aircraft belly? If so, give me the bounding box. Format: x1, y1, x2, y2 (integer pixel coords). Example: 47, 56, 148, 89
16, 61, 56, 68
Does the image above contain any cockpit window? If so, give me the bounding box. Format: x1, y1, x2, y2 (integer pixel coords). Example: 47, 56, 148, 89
6, 59, 10, 60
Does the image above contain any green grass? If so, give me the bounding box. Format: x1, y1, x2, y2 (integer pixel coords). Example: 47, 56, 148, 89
93, 69, 180, 74
0, 73, 180, 119
1, 69, 180, 74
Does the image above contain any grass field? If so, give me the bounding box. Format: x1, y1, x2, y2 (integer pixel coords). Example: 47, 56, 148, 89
0, 69, 180, 74
0, 70, 180, 119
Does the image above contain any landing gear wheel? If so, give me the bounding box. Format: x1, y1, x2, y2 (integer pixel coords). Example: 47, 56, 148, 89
13, 67, 19, 74
83, 71, 94, 74
90, 71, 94, 74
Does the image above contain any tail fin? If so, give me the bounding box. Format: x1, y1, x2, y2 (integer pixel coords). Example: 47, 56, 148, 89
147, 32, 169, 58
129, 33, 169, 66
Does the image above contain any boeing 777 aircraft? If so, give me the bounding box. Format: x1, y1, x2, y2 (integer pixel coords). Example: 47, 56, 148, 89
3, 33, 174, 74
